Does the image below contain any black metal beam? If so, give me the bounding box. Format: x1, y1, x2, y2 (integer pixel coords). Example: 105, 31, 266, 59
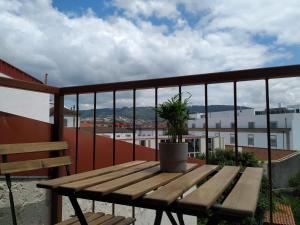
205, 84, 209, 163
233, 82, 238, 165
61, 64, 300, 95
265, 79, 273, 225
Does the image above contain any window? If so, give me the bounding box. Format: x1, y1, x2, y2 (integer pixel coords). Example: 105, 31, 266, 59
271, 135, 277, 147
192, 123, 196, 128
248, 134, 254, 146
203, 123, 206, 128
270, 121, 278, 128
148, 140, 151, 147
231, 122, 235, 128
64, 118, 68, 127
230, 133, 235, 144
215, 132, 220, 137
125, 134, 131, 137
248, 122, 255, 128
140, 140, 146, 146
216, 122, 221, 128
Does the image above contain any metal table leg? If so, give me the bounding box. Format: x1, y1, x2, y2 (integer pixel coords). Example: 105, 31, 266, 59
69, 195, 88, 225
166, 211, 178, 225
154, 210, 163, 225
177, 213, 185, 225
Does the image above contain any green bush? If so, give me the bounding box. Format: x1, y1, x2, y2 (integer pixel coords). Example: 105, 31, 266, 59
197, 149, 259, 167
289, 171, 300, 188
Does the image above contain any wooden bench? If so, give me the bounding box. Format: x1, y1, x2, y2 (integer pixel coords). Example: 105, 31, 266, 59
0, 141, 135, 225
178, 166, 264, 223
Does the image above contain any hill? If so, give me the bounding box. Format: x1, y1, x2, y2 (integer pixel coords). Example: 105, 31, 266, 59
79, 105, 251, 121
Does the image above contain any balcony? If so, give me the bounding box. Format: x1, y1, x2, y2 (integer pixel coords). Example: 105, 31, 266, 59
1, 64, 300, 225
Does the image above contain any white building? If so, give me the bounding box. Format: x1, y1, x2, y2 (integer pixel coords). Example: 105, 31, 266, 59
119, 135, 224, 157
0, 59, 50, 122
82, 126, 224, 157
188, 107, 300, 150
49, 107, 80, 127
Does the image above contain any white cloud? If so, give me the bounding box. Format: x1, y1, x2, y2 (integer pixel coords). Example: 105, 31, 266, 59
201, 0, 300, 45
113, 0, 180, 19
0, 0, 299, 109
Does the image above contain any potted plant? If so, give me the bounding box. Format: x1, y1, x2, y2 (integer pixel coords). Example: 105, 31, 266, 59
155, 93, 191, 172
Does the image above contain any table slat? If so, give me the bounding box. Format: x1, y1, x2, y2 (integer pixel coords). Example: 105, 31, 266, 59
112, 163, 198, 200
37, 161, 146, 189
219, 167, 263, 216
179, 166, 240, 211
84, 165, 161, 195
59, 161, 159, 191
144, 164, 218, 205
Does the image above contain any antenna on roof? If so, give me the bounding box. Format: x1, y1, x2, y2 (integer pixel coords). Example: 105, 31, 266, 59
44, 73, 48, 84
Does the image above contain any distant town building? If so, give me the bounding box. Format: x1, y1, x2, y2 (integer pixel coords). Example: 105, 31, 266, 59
49, 107, 80, 127
81, 127, 224, 157
0, 59, 49, 122
188, 107, 300, 150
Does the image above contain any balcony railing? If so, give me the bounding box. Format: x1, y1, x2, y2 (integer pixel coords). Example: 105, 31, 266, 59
1, 64, 300, 225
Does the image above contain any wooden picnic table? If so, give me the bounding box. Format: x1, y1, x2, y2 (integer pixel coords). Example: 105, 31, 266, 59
37, 160, 263, 225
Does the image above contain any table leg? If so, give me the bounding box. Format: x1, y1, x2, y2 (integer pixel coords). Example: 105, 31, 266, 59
177, 213, 185, 225
69, 195, 88, 225
154, 210, 163, 225
166, 211, 178, 225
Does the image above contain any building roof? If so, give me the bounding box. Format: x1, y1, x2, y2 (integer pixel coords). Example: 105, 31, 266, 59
81, 127, 132, 133
264, 204, 296, 225
49, 107, 78, 116
189, 127, 290, 133
0, 58, 43, 84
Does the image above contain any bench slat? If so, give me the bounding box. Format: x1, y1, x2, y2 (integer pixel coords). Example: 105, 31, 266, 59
144, 165, 218, 205
179, 166, 240, 211
97, 216, 124, 225
0, 141, 67, 154
59, 161, 159, 191
55, 212, 92, 225
37, 161, 146, 189
112, 163, 198, 200
85, 165, 161, 195
219, 167, 263, 216
113, 218, 136, 225
74, 215, 114, 225
0, 156, 71, 174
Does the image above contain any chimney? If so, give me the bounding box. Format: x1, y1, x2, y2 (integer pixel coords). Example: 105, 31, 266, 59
44, 73, 48, 84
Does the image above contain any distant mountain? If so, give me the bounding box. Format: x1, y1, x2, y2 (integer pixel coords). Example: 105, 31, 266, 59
79, 105, 251, 120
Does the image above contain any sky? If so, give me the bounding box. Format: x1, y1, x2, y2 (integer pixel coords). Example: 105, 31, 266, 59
0, 0, 300, 109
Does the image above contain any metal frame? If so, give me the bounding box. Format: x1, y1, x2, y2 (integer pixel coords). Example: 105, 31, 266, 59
2, 155, 17, 225
52, 185, 250, 225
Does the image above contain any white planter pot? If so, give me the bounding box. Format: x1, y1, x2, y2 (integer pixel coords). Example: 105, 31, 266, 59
159, 142, 188, 172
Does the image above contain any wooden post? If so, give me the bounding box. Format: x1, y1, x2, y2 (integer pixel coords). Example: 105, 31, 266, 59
51, 93, 64, 224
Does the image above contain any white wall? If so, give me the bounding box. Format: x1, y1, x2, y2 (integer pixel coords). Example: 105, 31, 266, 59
291, 114, 300, 150
0, 73, 50, 122
188, 108, 299, 150
188, 108, 294, 129
189, 130, 287, 149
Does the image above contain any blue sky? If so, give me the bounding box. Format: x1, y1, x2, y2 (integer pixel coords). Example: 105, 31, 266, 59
0, 0, 300, 107
52, 0, 300, 68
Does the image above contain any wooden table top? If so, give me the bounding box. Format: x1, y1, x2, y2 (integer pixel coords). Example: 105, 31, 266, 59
37, 160, 263, 218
